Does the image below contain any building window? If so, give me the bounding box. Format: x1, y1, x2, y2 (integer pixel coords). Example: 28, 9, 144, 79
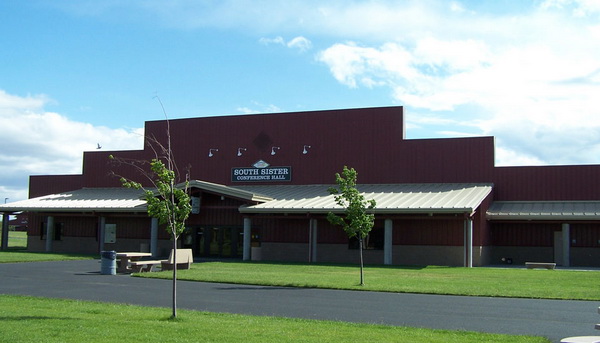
40, 222, 63, 240
348, 227, 384, 250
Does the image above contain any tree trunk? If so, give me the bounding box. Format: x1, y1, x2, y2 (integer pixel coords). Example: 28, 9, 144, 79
359, 236, 364, 286
171, 238, 177, 318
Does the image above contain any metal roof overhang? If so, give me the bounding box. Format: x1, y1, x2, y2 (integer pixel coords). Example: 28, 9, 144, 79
0, 188, 148, 213
237, 183, 493, 215
487, 201, 600, 221
0, 183, 494, 217
186, 180, 273, 203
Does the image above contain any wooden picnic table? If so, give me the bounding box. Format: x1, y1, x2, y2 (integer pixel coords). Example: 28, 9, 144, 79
116, 252, 152, 273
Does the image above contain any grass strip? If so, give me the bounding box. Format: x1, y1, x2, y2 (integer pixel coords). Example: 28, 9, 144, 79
0, 250, 95, 263
0, 295, 549, 343
137, 261, 600, 300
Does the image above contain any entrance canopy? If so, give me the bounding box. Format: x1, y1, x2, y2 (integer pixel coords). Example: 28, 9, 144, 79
237, 183, 493, 215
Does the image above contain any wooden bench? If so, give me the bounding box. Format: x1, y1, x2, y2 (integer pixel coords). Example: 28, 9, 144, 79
129, 249, 194, 272
525, 262, 556, 270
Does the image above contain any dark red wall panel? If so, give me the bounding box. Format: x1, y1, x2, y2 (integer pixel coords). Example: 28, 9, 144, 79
29, 175, 83, 198
494, 165, 600, 201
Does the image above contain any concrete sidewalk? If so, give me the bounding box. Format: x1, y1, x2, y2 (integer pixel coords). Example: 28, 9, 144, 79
1, 259, 599, 343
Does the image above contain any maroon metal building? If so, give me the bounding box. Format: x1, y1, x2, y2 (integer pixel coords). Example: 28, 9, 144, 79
1, 106, 599, 267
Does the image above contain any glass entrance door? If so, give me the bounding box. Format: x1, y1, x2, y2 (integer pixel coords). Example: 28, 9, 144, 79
188, 226, 242, 258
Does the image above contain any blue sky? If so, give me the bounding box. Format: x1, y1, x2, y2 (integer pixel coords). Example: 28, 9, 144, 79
1, 0, 600, 202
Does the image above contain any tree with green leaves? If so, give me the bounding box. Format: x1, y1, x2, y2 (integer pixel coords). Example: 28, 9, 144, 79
110, 98, 191, 318
327, 166, 376, 286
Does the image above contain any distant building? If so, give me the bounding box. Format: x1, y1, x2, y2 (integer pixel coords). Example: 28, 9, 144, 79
8, 213, 28, 231
1, 106, 598, 267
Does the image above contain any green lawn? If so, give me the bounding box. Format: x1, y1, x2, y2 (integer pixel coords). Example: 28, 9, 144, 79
138, 261, 600, 300
0, 295, 549, 343
6, 230, 27, 248
0, 250, 96, 263
0, 229, 95, 263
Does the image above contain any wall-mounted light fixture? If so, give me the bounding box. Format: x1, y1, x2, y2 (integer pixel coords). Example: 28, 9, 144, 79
302, 145, 311, 154
271, 146, 280, 155
208, 148, 218, 157
237, 148, 247, 157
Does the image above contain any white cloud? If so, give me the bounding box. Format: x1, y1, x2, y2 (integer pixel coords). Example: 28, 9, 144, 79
0, 90, 143, 202
237, 101, 281, 114
259, 36, 285, 46
315, 2, 600, 166
287, 36, 312, 52
259, 36, 312, 52
26, 1, 600, 167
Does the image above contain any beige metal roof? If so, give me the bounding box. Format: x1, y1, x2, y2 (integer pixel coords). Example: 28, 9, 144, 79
0, 183, 493, 216
487, 201, 600, 221
187, 180, 273, 202
0, 188, 147, 213
236, 183, 493, 214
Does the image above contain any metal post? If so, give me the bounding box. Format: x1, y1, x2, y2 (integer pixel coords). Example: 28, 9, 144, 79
1, 213, 9, 250
384, 219, 393, 265
98, 216, 106, 253
151, 217, 159, 258
562, 223, 570, 267
465, 218, 473, 268
310, 219, 318, 263
243, 217, 251, 261
45, 216, 54, 252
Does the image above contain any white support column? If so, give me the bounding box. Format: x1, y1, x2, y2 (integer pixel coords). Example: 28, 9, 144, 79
464, 217, 473, 268
45, 216, 54, 252
151, 217, 159, 258
243, 217, 252, 261
384, 219, 393, 265
562, 223, 570, 267
310, 219, 318, 263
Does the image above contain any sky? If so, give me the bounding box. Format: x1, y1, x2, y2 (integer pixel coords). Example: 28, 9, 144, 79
1, 0, 600, 203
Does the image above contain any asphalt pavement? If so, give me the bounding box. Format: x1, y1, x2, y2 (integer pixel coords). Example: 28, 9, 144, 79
1, 259, 599, 343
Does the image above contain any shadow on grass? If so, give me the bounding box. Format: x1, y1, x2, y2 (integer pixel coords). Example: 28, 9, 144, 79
0, 316, 75, 321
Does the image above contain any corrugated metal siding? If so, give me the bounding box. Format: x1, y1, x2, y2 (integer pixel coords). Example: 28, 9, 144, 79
571, 224, 600, 247
260, 218, 309, 243
393, 219, 464, 246
100, 107, 495, 187
489, 223, 558, 246
187, 194, 247, 226
494, 165, 600, 201
29, 175, 83, 198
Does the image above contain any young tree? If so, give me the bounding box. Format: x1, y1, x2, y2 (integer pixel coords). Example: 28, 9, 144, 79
110, 98, 191, 318
327, 166, 376, 286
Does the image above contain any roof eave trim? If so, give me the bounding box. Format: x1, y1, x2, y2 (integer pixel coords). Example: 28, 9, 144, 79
487, 214, 600, 221
239, 207, 476, 215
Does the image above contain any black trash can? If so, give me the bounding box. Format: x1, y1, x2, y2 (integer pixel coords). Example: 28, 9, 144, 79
100, 250, 117, 275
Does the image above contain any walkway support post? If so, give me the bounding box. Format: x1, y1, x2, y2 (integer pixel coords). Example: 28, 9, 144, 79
464, 217, 473, 268
562, 223, 570, 267
310, 219, 318, 263
1, 213, 9, 250
45, 216, 54, 252
384, 219, 392, 265
151, 217, 159, 258
98, 216, 106, 253
243, 217, 251, 261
